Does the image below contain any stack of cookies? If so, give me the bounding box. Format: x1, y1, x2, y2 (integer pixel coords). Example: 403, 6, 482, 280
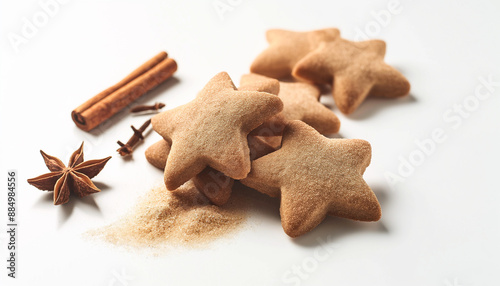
146, 28, 410, 237
251, 28, 410, 115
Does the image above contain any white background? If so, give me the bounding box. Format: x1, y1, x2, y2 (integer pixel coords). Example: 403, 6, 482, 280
1, 0, 500, 285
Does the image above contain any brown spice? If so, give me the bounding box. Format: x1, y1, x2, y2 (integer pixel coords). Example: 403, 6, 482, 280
90, 181, 248, 249
130, 102, 166, 113
27, 142, 111, 205
72, 52, 177, 131
116, 119, 151, 156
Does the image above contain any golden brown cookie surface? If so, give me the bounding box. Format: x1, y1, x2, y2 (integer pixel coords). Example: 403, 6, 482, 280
239, 73, 280, 95
145, 139, 234, 206
279, 81, 340, 134
241, 120, 381, 237
151, 72, 283, 190
144, 140, 170, 170
250, 28, 340, 79
292, 37, 410, 114
239, 73, 286, 137
145, 136, 276, 206
240, 74, 340, 134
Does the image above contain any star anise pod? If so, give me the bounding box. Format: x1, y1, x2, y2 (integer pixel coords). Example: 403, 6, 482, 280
27, 142, 111, 205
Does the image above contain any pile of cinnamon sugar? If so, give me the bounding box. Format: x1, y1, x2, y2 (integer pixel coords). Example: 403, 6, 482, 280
90, 181, 249, 249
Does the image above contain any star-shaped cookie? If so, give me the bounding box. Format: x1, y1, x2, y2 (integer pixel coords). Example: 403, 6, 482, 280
241, 120, 381, 237
239, 73, 280, 95
151, 72, 283, 190
241, 73, 340, 134
145, 137, 276, 206
145, 139, 234, 206
239, 73, 286, 137
279, 81, 340, 134
250, 28, 340, 79
292, 37, 410, 115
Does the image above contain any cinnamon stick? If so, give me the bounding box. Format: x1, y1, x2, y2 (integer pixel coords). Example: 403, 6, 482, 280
72, 51, 177, 131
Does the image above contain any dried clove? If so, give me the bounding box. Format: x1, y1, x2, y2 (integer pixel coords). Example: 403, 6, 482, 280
130, 102, 165, 113
117, 119, 151, 156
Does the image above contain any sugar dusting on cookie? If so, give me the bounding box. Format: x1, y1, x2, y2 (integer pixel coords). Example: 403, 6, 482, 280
88, 181, 248, 250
